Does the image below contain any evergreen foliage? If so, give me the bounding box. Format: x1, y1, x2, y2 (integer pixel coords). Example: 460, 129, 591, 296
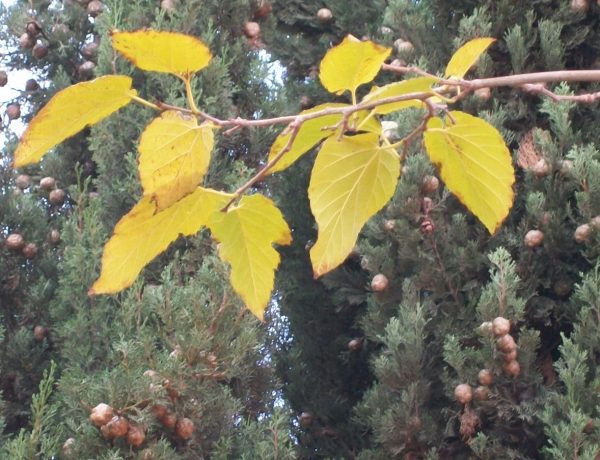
269, 0, 600, 458
1, 0, 294, 458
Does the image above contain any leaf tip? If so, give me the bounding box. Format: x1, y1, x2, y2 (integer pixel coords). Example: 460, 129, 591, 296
312, 264, 327, 279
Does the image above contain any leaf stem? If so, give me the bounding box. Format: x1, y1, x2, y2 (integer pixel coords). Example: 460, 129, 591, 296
221, 121, 303, 212
183, 76, 200, 114
130, 94, 161, 111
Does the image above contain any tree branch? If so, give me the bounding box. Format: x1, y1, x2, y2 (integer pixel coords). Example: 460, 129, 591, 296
126, 65, 600, 206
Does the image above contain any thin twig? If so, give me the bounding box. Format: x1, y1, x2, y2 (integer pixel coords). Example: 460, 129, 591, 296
221, 120, 303, 211
399, 98, 436, 160
468, 70, 600, 89
383, 63, 600, 90
521, 83, 600, 104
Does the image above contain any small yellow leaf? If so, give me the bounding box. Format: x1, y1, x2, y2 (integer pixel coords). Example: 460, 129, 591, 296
138, 111, 214, 210
90, 188, 230, 295
423, 111, 515, 234
309, 133, 400, 276
319, 35, 391, 95
445, 37, 495, 79
361, 76, 439, 115
268, 103, 381, 174
208, 194, 292, 320
14, 76, 134, 167
111, 30, 212, 76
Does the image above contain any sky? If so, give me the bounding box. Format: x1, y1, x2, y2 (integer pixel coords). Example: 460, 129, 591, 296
1, 0, 31, 139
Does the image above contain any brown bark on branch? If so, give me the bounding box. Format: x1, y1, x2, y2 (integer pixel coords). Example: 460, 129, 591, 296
130, 66, 600, 206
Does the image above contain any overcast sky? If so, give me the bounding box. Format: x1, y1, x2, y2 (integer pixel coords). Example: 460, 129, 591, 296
2, 0, 34, 139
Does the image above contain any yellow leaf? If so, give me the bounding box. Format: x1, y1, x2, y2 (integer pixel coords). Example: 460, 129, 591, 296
423, 111, 515, 234
309, 133, 400, 276
319, 35, 391, 96
90, 188, 230, 295
208, 194, 292, 320
138, 111, 214, 210
361, 76, 439, 115
111, 30, 212, 76
268, 103, 381, 174
445, 37, 495, 79
14, 76, 134, 167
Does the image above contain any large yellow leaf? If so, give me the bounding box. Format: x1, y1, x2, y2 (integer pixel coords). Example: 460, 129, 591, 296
319, 35, 391, 96
138, 111, 214, 210
361, 76, 439, 115
90, 188, 230, 295
111, 30, 212, 76
268, 103, 381, 174
445, 37, 495, 79
309, 133, 400, 276
423, 111, 514, 234
13, 76, 134, 167
207, 194, 292, 320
